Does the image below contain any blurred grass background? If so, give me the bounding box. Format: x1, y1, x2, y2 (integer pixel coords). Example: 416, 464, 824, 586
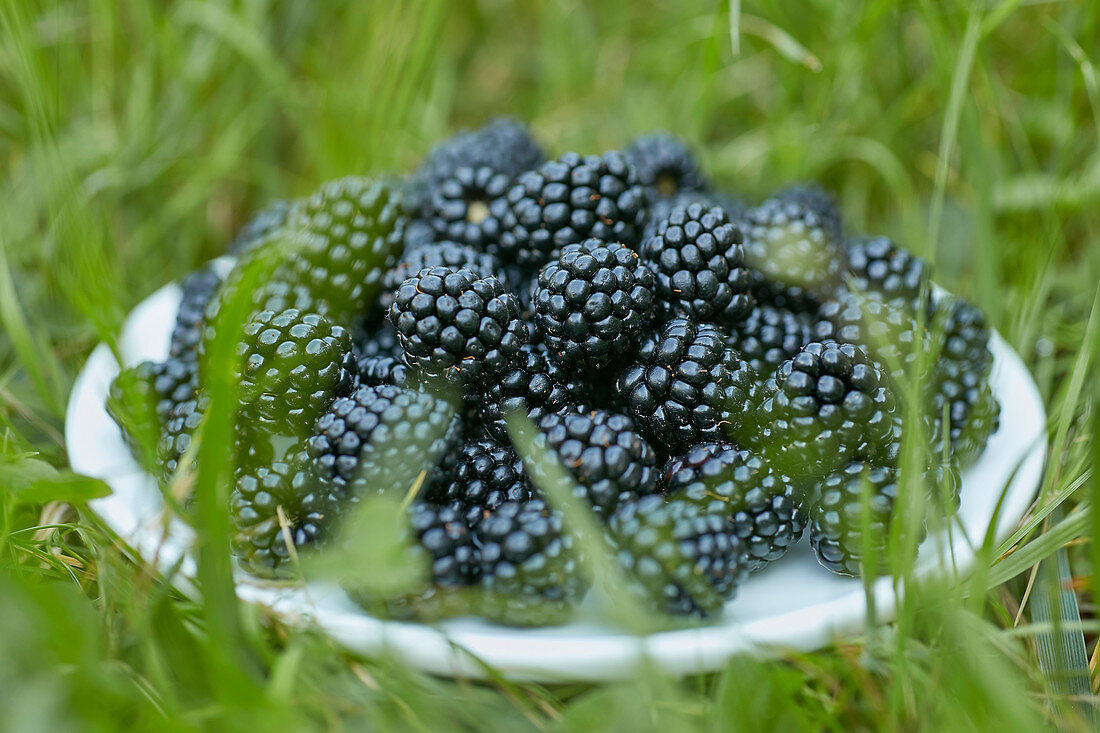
1, 0, 1098, 730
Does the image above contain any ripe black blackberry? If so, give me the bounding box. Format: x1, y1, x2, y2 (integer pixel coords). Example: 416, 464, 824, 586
641, 202, 752, 324
388, 266, 529, 384
232, 308, 357, 435
228, 198, 297, 256
808, 460, 930, 576
356, 354, 410, 388
422, 166, 509, 250
378, 240, 502, 312
617, 318, 757, 452
842, 236, 928, 310
771, 184, 842, 244
929, 296, 1000, 460
478, 342, 588, 443
264, 176, 405, 324
608, 494, 748, 616
663, 443, 805, 571
354, 320, 403, 360
725, 303, 813, 375
813, 290, 932, 383
429, 439, 536, 526
533, 239, 655, 368
158, 392, 207, 481
499, 151, 648, 268
410, 118, 544, 213
624, 133, 707, 198
528, 410, 659, 518
747, 342, 896, 481
309, 384, 461, 499
410, 500, 482, 587
230, 447, 342, 577
644, 190, 747, 241
170, 265, 224, 360
476, 498, 586, 626
741, 196, 841, 297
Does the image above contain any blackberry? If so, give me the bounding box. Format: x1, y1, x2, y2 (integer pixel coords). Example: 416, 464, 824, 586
232, 308, 357, 435
725, 303, 813, 375
929, 296, 999, 460
378, 241, 502, 313
528, 410, 659, 518
170, 265, 224, 360
356, 354, 410, 388
813, 291, 932, 382
771, 184, 842, 244
533, 239, 655, 368
230, 447, 342, 577
749, 271, 823, 316
479, 342, 588, 443
662, 443, 805, 571
158, 392, 207, 481
741, 196, 841, 296
641, 202, 752, 323
265, 176, 405, 324
422, 166, 509, 250
410, 118, 544, 212
617, 318, 757, 452
608, 494, 748, 616
410, 500, 482, 587
353, 320, 402, 360
475, 498, 586, 626
108, 361, 166, 468
309, 384, 461, 499
430, 439, 536, 525
809, 460, 929, 576
644, 190, 747, 240
228, 199, 297, 256
401, 217, 437, 252
388, 266, 529, 384
499, 151, 647, 268
624, 133, 707, 198
842, 236, 928, 310
747, 342, 895, 481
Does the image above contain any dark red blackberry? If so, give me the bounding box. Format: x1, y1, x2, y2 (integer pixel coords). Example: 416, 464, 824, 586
842, 236, 928, 310
499, 151, 648, 268
808, 460, 930, 576
422, 166, 509, 250
747, 342, 896, 481
742, 196, 841, 297
528, 410, 659, 518
624, 133, 707, 198
228, 199, 298, 256
230, 447, 342, 577
170, 265, 224, 360
475, 498, 586, 626
429, 439, 536, 525
533, 239, 655, 368
388, 266, 529, 384
478, 342, 588, 443
725, 303, 813, 375
308, 384, 461, 499
662, 443, 805, 571
608, 494, 748, 616
929, 296, 1000, 460
771, 184, 842, 244
231, 308, 357, 436
617, 318, 757, 452
378, 240, 502, 312
641, 202, 752, 324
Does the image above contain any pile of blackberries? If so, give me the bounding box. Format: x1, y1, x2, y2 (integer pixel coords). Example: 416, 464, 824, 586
109, 120, 999, 626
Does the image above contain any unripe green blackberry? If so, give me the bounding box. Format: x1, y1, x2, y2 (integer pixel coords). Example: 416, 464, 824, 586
608, 494, 748, 616
388, 266, 529, 384
533, 239, 655, 369
663, 443, 805, 571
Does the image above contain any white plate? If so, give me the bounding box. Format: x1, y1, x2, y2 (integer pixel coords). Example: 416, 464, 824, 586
66, 279, 1047, 681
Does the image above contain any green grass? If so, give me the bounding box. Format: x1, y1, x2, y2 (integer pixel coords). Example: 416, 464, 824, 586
1, 0, 1099, 729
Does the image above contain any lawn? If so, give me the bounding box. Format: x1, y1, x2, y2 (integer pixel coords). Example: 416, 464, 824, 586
1, 1, 1098, 730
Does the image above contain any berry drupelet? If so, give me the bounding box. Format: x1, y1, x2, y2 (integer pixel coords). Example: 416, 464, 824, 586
617, 318, 757, 452
663, 443, 805, 571
748, 341, 896, 481
528, 410, 659, 518
641, 202, 752, 324
608, 494, 748, 616
388, 266, 529, 384
533, 239, 655, 369
624, 133, 707, 198
644, 189, 748, 241
500, 151, 648, 268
